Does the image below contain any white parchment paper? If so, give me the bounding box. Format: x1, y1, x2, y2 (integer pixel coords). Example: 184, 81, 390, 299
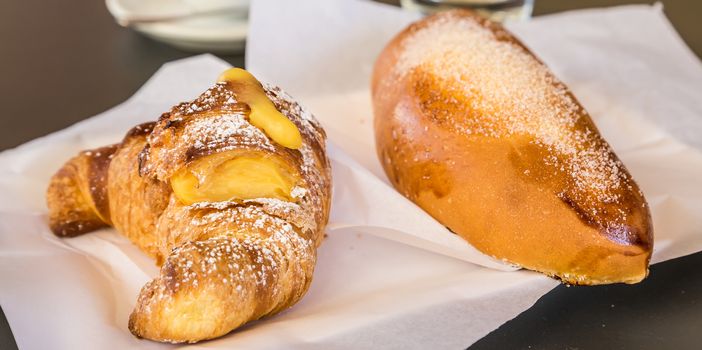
1, 1, 702, 349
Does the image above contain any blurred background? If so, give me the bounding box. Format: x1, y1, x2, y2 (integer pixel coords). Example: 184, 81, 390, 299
0, 0, 698, 151
0, 1, 700, 350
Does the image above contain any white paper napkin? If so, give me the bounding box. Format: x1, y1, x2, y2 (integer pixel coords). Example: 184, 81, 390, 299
247, 0, 702, 265
1, 1, 702, 349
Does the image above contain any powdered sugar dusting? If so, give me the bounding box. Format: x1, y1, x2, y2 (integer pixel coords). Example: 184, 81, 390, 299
184, 114, 275, 153
393, 13, 628, 222
136, 210, 315, 332
128, 78, 332, 338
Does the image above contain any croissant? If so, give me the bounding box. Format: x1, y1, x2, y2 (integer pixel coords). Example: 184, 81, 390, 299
372, 10, 653, 285
46, 68, 332, 343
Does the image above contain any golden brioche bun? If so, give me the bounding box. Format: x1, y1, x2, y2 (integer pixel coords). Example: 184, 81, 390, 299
372, 10, 652, 285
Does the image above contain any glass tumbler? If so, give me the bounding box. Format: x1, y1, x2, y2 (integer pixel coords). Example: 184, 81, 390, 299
399, 0, 534, 22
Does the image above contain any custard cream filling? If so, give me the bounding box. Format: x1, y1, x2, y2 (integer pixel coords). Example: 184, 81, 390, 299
217, 68, 302, 149
171, 151, 297, 205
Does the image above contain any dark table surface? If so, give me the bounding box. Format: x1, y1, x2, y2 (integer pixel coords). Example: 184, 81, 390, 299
1, 0, 700, 349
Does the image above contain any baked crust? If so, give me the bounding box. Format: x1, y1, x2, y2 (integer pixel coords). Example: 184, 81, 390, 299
372, 10, 652, 285
46, 81, 331, 342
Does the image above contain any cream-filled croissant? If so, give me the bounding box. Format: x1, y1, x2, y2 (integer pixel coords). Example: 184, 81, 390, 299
46, 68, 332, 343
372, 10, 652, 285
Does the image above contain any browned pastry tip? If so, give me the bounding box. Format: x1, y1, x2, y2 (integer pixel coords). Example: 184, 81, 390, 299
46, 145, 117, 236
372, 10, 652, 285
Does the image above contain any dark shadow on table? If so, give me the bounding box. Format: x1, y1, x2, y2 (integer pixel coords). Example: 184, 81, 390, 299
470, 252, 702, 349
0, 306, 18, 350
